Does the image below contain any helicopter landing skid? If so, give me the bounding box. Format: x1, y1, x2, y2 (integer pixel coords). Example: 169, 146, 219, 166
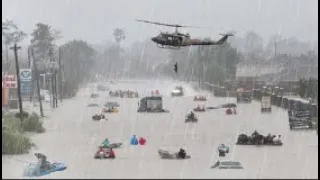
157, 44, 181, 50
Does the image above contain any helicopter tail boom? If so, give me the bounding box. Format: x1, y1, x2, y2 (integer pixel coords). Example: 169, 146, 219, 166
216, 33, 234, 44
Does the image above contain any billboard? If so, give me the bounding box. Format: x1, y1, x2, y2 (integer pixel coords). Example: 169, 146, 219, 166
2, 75, 17, 89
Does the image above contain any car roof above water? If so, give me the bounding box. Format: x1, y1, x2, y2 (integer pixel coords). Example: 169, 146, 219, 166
212, 160, 244, 169
142, 96, 162, 100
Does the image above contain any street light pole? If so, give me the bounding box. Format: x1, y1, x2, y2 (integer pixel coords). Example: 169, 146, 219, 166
10, 44, 23, 124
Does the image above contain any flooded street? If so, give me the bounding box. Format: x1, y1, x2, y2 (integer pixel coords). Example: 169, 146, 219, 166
2, 81, 318, 179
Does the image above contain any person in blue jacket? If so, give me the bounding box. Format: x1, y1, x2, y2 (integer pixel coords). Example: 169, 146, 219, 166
101, 138, 111, 148
130, 135, 139, 145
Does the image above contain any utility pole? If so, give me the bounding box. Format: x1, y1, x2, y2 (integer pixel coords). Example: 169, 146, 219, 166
28, 47, 33, 103
30, 48, 44, 117
10, 44, 23, 124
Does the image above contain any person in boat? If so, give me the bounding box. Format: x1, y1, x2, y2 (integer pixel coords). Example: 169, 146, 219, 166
177, 148, 186, 159
110, 106, 116, 111
187, 111, 196, 119
34, 153, 49, 171
194, 96, 198, 100
202, 105, 205, 111
226, 108, 232, 114
102, 138, 111, 148
96, 146, 105, 154
130, 135, 139, 145
273, 135, 282, 144
218, 144, 229, 153
195, 105, 201, 110
139, 137, 146, 145
106, 148, 115, 158
233, 107, 237, 114
252, 130, 260, 138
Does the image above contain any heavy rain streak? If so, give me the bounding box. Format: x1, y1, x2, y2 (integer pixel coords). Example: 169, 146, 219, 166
2, 0, 318, 179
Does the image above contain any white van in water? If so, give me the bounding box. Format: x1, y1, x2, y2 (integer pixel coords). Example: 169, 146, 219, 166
211, 160, 244, 169
40, 89, 51, 102
261, 96, 272, 112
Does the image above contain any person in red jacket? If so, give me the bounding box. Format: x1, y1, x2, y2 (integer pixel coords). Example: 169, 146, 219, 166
233, 108, 237, 114
107, 148, 115, 158
226, 108, 232, 115
139, 137, 146, 145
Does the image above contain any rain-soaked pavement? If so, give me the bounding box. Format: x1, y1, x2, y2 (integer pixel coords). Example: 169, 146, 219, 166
2, 80, 318, 179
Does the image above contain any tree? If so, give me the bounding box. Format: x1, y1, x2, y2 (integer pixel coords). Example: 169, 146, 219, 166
30, 23, 61, 69
244, 31, 263, 54
60, 40, 96, 98
2, 20, 27, 45
110, 28, 126, 78
2, 20, 27, 69
297, 78, 318, 100
265, 34, 282, 58
243, 31, 264, 63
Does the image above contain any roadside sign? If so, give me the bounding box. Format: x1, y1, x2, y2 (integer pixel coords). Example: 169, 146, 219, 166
20, 81, 33, 95
2, 75, 17, 89
20, 69, 32, 81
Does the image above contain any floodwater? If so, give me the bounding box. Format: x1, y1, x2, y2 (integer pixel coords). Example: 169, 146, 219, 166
2, 80, 318, 179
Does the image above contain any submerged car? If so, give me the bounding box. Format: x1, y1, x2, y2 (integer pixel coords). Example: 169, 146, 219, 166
102, 108, 119, 113
104, 102, 120, 108
87, 103, 100, 107
96, 84, 109, 91
211, 161, 244, 169
193, 96, 207, 101
158, 149, 191, 159
261, 96, 272, 112
90, 93, 99, 98
236, 89, 252, 103
137, 96, 169, 113
288, 110, 313, 130
171, 86, 184, 97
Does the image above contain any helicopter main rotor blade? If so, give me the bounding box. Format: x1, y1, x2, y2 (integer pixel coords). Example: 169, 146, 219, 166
135, 19, 210, 29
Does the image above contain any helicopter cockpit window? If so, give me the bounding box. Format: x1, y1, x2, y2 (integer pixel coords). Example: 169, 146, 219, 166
167, 36, 173, 41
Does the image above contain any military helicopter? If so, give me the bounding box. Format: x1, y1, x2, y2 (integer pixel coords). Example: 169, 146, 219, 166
136, 19, 234, 49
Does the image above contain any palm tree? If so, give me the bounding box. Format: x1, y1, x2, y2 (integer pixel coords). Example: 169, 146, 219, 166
112, 28, 126, 78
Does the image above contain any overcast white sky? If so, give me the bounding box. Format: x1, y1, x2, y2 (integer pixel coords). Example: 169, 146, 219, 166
2, 0, 318, 47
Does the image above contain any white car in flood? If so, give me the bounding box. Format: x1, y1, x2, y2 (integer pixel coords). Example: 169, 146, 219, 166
171, 86, 184, 97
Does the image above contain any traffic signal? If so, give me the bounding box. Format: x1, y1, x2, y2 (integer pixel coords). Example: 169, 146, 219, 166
174, 62, 178, 73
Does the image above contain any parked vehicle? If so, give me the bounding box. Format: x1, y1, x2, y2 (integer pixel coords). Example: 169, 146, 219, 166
261, 96, 272, 112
